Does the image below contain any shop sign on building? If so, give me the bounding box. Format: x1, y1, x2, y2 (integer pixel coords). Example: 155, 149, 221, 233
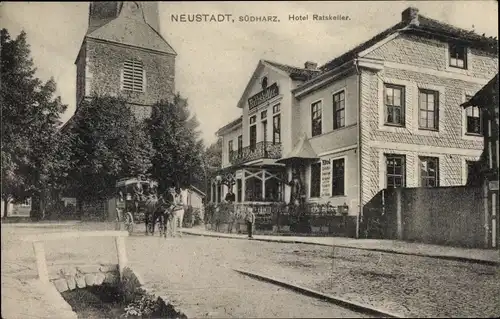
248, 83, 279, 110
320, 159, 332, 197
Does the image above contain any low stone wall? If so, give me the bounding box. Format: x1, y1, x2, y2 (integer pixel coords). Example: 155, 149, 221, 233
50, 263, 120, 293
50, 264, 187, 318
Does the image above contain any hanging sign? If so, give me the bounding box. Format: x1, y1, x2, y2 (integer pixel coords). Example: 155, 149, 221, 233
320, 159, 332, 197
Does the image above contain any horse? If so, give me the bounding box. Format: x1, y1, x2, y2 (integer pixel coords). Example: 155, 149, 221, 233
143, 195, 167, 237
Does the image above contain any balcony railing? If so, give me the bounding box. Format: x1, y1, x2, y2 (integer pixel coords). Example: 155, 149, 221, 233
229, 141, 282, 165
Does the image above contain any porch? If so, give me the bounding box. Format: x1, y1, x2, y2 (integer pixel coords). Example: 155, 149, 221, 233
210, 166, 286, 204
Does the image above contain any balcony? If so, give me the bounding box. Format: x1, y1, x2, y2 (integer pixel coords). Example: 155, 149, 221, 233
229, 141, 282, 166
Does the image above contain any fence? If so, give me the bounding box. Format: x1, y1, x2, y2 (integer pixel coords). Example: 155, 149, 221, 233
204, 202, 357, 237
362, 186, 491, 248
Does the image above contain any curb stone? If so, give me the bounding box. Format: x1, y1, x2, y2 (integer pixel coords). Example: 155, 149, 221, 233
233, 268, 404, 318
182, 230, 500, 266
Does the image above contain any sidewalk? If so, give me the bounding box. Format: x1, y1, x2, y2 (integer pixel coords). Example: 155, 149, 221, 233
180, 227, 500, 265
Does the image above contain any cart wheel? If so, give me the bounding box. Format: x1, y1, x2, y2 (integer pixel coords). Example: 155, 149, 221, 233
125, 212, 134, 234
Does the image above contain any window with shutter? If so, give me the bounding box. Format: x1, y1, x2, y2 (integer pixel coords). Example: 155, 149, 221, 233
122, 59, 145, 92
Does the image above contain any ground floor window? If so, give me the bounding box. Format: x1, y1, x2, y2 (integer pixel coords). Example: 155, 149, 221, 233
236, 179, 242, 202
245, 176, 263, 201
264, 178, 283, 201
310, 162, 321, 198
386, 154, 406, 188
419, 156, 439, 187
331, 159, 345, 196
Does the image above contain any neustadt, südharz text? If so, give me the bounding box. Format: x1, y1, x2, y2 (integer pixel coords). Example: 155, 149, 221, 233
171, 14, 280, 23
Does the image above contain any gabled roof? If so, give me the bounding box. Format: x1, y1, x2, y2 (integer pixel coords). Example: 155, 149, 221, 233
263, 60, 320, 81
189, 185, 206, 197
320, 9, 497, 72
277, 134, 318, 164
216, 116, 242, 136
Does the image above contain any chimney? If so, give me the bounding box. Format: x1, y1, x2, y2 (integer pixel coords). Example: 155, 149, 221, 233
401, 7, 419, 26
304, 61, 318, 70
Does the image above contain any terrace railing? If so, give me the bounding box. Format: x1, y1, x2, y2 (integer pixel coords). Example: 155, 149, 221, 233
229, 141, 282, 166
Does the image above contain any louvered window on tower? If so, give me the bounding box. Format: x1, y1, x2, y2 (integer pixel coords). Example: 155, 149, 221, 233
121, 59, 145, 92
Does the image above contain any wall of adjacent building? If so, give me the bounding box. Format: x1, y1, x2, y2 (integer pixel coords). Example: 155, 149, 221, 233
359, 33, 497, 205
221, 125, 243, 168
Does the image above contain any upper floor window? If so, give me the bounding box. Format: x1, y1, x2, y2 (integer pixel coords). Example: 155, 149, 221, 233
122, 59, 145, 92
465, 95, 482, 135
249, 115, 256, 125
384, 84, 405, 126
331, 158, 345, 196
273, 114, 281, 144
228, 140, 233, 158
419, 156, 439, 187
419, 89, 439, 130
310, 162, 321, 198
273, 104, 280, 114
386, 154, 406, 188
249, 124, 257, 151
449, 43, 467, 69
311, 100, 322, 137
333, 90, 346, 130
237, 135, 243, 155
261, 110, 267, 120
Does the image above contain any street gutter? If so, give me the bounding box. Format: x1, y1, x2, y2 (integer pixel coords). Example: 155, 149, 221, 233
233, 268, 404, 318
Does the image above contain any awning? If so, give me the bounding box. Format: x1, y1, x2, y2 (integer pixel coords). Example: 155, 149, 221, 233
276, 134, 318, 164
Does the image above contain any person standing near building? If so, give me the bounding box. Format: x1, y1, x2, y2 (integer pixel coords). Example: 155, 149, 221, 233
245, 208, 255, 239
225, 188, 235, 203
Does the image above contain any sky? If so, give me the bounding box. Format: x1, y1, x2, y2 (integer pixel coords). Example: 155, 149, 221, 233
1, 1, 498, 145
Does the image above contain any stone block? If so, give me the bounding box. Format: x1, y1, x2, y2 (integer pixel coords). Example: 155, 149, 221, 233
77, 265, 101, 274
75, 275, 86, 288
103, 272, 119, 285
94, 273, 106, 285
60, 266, 77, 277
100, 264, 119, 272
53, 278, 69, 293
85, 274, 96, 286
66, 277, 77, 290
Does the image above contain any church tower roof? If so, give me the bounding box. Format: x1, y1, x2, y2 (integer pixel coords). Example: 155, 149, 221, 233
84, 1, 176, 55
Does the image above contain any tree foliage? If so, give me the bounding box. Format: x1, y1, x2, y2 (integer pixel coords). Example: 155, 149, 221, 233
1, 28, 68, 218
204, 137, 222, 172
66, 95, 154, 202
148, 94, 204, 193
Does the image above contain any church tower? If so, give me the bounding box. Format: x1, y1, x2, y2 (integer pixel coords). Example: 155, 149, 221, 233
75, 1, 176, 120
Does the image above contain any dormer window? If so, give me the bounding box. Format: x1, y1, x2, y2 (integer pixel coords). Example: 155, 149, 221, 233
122, 59, 145, 92
449, 43, 467, 69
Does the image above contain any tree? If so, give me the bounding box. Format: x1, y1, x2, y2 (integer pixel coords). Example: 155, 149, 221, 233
148, 94, 204, 193
200, 137, 222, 195
66, 95, 154, 204
1, 29, 68, 219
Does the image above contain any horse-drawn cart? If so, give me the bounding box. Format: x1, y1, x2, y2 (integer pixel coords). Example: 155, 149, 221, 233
115, 176, 158, 234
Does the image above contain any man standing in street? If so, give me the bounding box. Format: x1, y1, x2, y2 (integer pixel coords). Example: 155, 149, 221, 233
245, 208, 255, 239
